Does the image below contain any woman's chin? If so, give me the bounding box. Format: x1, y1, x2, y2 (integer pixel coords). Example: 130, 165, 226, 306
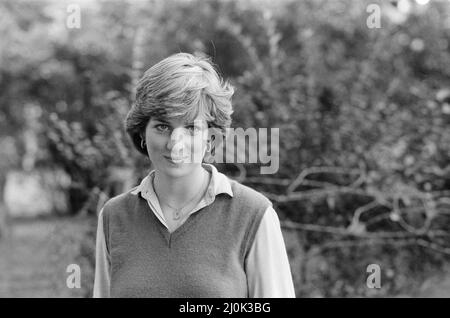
158, 162, 195, 178
152, 155, 203, 177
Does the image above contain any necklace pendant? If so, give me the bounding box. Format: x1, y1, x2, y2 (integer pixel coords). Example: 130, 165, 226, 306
173, 210, 181, 220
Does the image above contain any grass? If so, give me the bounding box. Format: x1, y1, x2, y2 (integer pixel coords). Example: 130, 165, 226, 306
0, 215, 96, 298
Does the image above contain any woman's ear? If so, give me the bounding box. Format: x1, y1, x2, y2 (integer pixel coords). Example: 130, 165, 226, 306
140, 128, 147, 141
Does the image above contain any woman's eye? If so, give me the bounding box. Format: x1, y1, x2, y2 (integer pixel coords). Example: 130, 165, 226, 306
155, 124, 169, 132
187, 126, 201, 134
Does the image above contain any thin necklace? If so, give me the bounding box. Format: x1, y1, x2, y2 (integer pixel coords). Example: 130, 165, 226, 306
153, 171, 208, 221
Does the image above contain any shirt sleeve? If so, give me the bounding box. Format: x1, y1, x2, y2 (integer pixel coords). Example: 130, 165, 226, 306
245, 206, 296, 298
93, 208, 111, 298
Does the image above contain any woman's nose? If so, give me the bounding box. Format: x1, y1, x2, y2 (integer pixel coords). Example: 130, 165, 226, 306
167, 128, 188, 155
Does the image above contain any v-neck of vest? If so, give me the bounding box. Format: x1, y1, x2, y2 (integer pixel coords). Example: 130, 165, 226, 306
138, 193, 210, 247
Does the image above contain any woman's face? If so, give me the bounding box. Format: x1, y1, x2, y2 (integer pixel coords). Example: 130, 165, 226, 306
143, 116, 209, 178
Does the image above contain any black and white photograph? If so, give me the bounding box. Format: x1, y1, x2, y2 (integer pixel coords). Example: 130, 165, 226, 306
0, 0, 449, 300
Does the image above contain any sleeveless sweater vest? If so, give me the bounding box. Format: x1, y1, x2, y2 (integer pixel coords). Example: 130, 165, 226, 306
102, 179, 271, 298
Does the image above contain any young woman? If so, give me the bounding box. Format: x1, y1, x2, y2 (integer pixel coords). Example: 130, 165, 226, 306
93, 53, 295, 297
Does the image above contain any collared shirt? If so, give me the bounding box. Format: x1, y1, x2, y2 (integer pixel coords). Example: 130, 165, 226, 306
93, 164, 296, 298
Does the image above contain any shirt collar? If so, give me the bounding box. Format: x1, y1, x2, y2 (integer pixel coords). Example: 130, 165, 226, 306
130, 163, 233, 199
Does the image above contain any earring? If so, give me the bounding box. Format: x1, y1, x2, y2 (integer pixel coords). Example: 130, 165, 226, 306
141, 138, 146, 149
206, 142, 212, 153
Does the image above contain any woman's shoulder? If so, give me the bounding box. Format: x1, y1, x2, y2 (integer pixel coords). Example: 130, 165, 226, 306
101, 186, 141, 214
227, 178, 272, 208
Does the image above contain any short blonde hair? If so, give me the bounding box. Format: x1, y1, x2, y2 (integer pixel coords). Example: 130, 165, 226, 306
125, 52, 234, 156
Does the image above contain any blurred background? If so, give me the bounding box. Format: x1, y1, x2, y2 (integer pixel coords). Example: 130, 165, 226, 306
0, 0, 449, 297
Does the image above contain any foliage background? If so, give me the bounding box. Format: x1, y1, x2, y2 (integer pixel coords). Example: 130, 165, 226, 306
0, 0, 449, 297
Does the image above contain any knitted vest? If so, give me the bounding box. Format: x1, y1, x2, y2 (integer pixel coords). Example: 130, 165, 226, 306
102, 179, 271, 298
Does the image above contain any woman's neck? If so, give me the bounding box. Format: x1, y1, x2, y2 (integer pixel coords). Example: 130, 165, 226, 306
153, 165, 209, 207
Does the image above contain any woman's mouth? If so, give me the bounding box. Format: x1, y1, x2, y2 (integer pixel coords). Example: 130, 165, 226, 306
164, 155, 188, 164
